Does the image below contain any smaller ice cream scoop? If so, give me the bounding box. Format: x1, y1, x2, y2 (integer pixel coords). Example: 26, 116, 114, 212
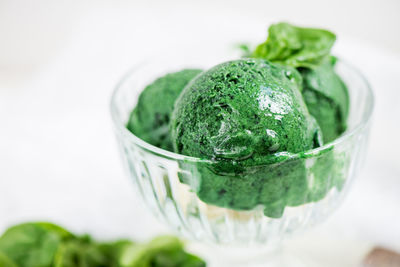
127, 69, 202, 151
300, 58, 349, 142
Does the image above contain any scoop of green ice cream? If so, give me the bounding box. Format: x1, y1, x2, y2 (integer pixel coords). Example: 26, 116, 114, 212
127, 69, 202, 151
171, 59, 323, 217
171, 59, 321, 167
300, 58, 349, 143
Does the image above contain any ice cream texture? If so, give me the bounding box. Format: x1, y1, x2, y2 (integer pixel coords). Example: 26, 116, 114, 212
127, 69, 202, 151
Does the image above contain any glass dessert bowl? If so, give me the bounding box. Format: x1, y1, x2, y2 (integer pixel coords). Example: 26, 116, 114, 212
110, 58, 373, 258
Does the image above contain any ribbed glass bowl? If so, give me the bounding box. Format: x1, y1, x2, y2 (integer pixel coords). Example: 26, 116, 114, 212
110, 58, 373, 248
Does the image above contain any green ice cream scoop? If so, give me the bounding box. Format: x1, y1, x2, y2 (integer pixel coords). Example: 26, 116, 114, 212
127, 69, 202, 151
171, 59, 321, 166
300, 58, 349, 143
171, 59, 323, 217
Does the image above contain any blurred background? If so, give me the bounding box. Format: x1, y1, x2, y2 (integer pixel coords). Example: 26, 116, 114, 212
0, 0, 399, 266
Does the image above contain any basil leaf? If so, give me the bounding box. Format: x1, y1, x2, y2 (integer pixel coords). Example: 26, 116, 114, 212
97, 240, 134, 267
0, 223, 207, 267
53, 235, 111, 267
236, 43, 252, 58
253, 22, 336, 68
119, 236, 205, 267
0, 222, 73, 267
0, 251, 18, 267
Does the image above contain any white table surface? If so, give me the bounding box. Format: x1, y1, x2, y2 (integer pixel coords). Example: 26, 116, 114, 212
0, 1, 399, 266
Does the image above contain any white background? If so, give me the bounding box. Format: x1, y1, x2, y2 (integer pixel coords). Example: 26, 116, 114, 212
0, 1, 399, 266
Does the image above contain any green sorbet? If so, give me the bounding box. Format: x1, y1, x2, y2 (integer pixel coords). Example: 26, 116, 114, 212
300, 58, 349, 142
127, 69, 202, 151
171, 59, 323, 217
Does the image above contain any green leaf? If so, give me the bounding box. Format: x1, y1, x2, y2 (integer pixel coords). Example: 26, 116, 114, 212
119, 236, 205, 267
0, 222, 73, 267
236, 43, 252, 58
119, 236, 182, 267
53, 235, 112, 267
97, 240, 134, 267
0, 252, 18, 267
0, 222, 206, 267
35, 223, 72, 240
180, 253, 207, 267
253, 22, 336, 68
152, 250, 206, 267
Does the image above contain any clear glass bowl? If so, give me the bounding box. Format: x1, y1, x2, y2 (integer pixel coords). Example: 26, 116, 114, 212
110, 58, 373, 249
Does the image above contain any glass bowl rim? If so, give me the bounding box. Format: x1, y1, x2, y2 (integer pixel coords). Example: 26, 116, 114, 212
110, 58, 374, 163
